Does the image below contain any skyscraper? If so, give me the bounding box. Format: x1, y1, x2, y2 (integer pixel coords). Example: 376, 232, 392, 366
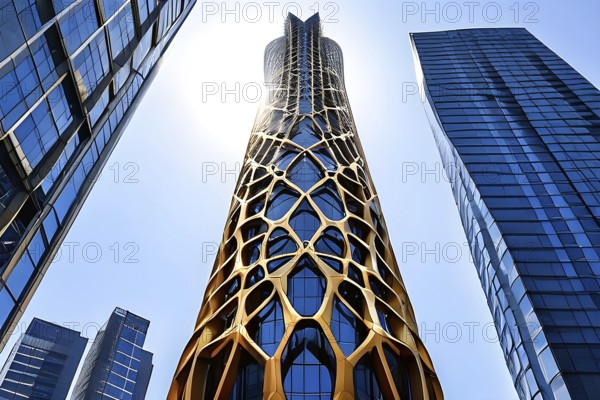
170, 14, 442, 400
0, 0, 196, 347
411, 28, 600, 400
0, 318, 87, 399
70, 307, 153, 400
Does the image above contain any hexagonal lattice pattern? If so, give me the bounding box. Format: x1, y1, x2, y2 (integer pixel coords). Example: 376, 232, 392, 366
169, 13, 443, 400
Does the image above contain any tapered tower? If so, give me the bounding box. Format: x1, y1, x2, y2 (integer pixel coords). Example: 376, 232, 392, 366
170, 14, 442, 400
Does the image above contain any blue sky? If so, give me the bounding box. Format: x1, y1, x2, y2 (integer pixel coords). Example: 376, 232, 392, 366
1, 1, 599, 398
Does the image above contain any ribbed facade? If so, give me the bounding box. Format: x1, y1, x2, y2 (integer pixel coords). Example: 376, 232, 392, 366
411, 28, 600, 399
170, 14, 442, 400
0, 0, 195, 348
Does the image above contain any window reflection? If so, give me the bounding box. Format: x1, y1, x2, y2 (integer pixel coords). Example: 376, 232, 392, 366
282, 326, 335, 400
242, 238, 262, 266
312, 181, 345, 221
287, 257, 326, 316
40, 132, 80, 194
245, 266, 264, 288
369, 277, 388, 301
287, 155, 323, 192
107, 4, 135, 59
204, 343, 232, 399
229, 352, 264, 400
265, 184, 299, 220
330, 297, 366, 356
267, 228, 297, 258
72, 32, 110, 101
266, 256, 292, 273
6, 253, 34, 300
348, 264, 364, 287
289, 199, 320, 242
275, 150, 299, 170
0, 2, 25, 60
319, 256, 342, 273
349, 238, 368, 266
354, 354, 383, 400
57, 0, 98, 55
312, 147, 336, 171
248, 296, 285, 357
383, 344, 412, 399
376, 304, 392, 335
289, 118, 321, 148
338, 281, 364, 315
101, 0, 127, 19
315, 227, 344, 257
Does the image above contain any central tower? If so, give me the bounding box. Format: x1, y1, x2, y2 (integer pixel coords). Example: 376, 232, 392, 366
169, 14, 442, 400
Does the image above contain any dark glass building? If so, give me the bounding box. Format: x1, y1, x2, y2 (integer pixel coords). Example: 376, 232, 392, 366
70, 307, 153, 400
0, 318, 87, 399
0, 0, 196, 347
169, 14, 443, 399
411, 28, 600, 399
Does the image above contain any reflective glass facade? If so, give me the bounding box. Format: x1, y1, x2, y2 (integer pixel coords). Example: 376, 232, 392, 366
0, 318, 87, 399
411, 28, 600, 400
0, 0, 195, 347
170, 14, 443, 400
70, 307, 153, 400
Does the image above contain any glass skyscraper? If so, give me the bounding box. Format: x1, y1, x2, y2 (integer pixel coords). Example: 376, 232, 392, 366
0, 0, 195, 347
411, 28, 600, 400
71, 307, 153, 400
169, 14, 442, 400
0, 317, 87, 399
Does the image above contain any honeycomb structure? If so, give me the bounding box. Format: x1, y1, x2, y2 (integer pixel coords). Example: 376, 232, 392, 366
169, 13, 443, 400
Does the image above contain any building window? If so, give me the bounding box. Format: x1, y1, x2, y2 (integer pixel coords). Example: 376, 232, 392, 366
245, 266, 264, 288
289, 199, 320, 242
204, 344, 232, 399
287, 154, 323, 192
383, 344, 412, 399
312, 147, 336, 171
353, 354, 383, 400
311, 181, 345, 221
315, 227, 344, 257
0, 1, 26, 60
287, 257, 326, 316
266, 184, 299, 220
282, 326, 335, 399
290, 118, 321, 148
275, 150, 299, 170
376, 304, 392, 335
57, 0, 99, 55
267, 228, 297, 258
72, 32, 110, 101
330, 297, 366, 356
247, 297, 285, 357
229, 353, 264, 400
107, 3, 135, 59
349, 237, 368, 266
242, 238, 262, 266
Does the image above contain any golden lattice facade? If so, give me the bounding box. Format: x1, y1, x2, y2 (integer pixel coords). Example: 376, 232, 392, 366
169, 14, 443, 400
